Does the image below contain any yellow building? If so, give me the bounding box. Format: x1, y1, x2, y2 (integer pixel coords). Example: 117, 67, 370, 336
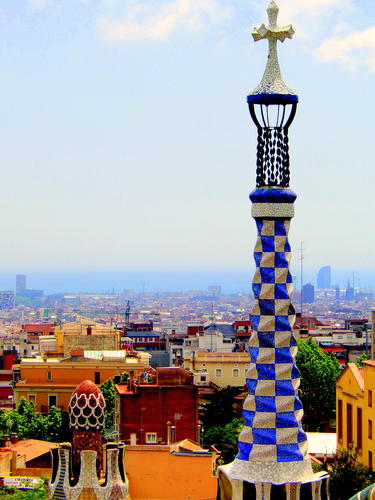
39, 320, 120, 357
13, 350, 151, 412
336, 360, 375, 469
183, 352, 248, 387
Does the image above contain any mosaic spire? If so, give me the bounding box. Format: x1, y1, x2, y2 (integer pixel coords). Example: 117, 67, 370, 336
249, 0, 297, 102
217, 2, 330, 496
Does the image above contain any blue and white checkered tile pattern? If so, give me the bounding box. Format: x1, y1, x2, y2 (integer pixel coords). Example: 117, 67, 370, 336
237, 219, 308, 464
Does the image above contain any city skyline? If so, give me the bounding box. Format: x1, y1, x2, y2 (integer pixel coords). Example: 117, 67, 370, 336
0, 0, 374, 271
0, 266, 374, 295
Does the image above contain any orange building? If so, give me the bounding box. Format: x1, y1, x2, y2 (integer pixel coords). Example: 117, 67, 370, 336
336, 360, 375, 469
13, 349, 151, 412
124, 439, 218, 500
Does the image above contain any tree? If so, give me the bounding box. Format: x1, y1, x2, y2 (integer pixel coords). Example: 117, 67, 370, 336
10, 398, 46, 440
200, 386, 244, 464
43, 406, 64, 442
0, 398, 65, 442
356, 352, 370, 368
200, 386, 243, 430
296, 338, 340, 431
203, 418, 243, 464
323, 447, 375, 499
100, 378, 115, 431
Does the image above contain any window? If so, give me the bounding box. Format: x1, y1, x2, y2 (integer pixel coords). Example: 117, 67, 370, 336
233, 368, 239, 377
28, 394, 36, 405
369, 419, 373, 440
95, 372, 100, 385
146, 433, 157, 444
347, 403, 353, 445
201, 376, 206, 381
357, 408, 362, 451
47, 371, 52, 381
369, 390, 373, 408
48, 395, 57, 408
215, 369, 222, 378
338, 399, 343, 441
369, 451, 373, 470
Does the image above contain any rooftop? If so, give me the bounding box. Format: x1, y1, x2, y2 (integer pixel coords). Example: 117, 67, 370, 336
60, 320, 117, 336
306, 432, 337, 456
11, 439, 58, 463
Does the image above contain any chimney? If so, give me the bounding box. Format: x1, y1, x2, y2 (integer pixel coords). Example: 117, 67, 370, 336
167, 421, 171, 444
130, 370, 135, 391
171, 425, 176, 443
11, 450, 17, 475
10, 433, 18, 445
87, 326, 92, 336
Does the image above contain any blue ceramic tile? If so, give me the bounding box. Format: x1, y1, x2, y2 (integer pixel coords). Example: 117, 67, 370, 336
257, 363, 276, 380
276, 412, 299, 428
253, 428, 277, 445
277, 443, 303, 462
255, 396, 276, 413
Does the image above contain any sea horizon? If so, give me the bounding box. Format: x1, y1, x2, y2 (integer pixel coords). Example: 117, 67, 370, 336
0, 267, 374, 295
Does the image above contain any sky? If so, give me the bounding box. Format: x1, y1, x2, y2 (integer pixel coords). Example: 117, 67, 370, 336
0, 0, 374, 291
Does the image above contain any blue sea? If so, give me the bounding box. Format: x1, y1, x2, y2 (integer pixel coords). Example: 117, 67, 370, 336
0, 267, 374, 295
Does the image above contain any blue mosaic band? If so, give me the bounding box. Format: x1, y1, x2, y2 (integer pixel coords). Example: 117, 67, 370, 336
236, 216, 308, 467
250, 188, 297, 204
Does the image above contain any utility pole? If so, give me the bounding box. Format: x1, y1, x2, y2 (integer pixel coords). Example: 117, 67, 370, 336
365, 323, 369, 358
299, 242, 304, 323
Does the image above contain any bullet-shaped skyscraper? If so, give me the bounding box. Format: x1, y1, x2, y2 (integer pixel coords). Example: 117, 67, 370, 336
317, 266, 331, 289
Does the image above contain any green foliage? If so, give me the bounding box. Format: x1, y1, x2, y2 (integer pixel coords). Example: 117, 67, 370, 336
200, 386, 242, 430
0, 398, 64, 442
200, 387, 244, 464
203, 418, 243, 464
324, 447, 375, 500
356, 352, 370, 368
0, 488, 47, 499
296, 338, 340, 431
0, 475, 48, 499
43, 406, 63, 442
100, 377, 115, 431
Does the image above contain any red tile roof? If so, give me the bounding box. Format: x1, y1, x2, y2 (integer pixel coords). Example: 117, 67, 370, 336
11, 439, 58, 463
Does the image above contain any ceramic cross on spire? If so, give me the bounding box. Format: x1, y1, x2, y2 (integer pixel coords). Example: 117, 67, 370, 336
248, 0, 297, 102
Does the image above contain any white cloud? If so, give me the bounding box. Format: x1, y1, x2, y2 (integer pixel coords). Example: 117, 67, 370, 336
317, 26, 375, 71
97, 0, 232, 41
251, 0, 375, 71
277, 0, 349, 17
